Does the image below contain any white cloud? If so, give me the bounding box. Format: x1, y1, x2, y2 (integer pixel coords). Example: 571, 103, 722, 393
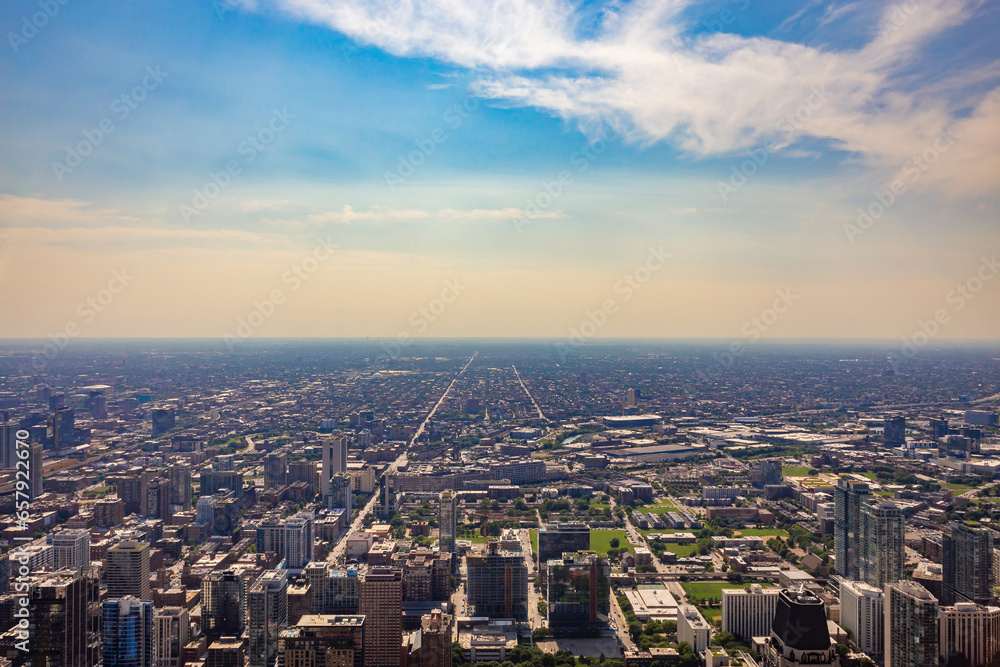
269, 0, 999, 195
267, 204, 565, 226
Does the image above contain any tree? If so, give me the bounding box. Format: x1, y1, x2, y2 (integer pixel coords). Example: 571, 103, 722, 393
610, 537, 621, 548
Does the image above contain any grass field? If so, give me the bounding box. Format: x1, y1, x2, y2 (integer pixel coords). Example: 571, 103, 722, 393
590, 529, 634, 555
529, 529, 538, 554
642, 504, 679, 515
659, 542, 702, 556
943, 483, 974, 493
682, 581, 771, 603
782, 466, 811, 477
734, 528, 789, 537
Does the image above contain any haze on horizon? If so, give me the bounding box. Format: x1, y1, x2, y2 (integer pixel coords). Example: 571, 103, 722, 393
1, 0, 998, 342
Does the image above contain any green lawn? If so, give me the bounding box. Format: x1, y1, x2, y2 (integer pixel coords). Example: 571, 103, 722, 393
734, 528, 789, 537
782, 466, 811, 477
658, 542, 702, 556
529, 529, 538, 555
682, 581, 771, 603
590, 529, 634, 555
943, 483, 975, 493
642, 504, 679, 515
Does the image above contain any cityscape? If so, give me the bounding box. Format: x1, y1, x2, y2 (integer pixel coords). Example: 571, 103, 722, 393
2, 0, 999, 666
0, 340, 998, 667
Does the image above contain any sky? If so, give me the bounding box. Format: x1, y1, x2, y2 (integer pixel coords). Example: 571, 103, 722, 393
0, 0, 998, 343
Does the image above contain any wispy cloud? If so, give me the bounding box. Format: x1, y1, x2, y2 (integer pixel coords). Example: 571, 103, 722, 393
268, 0, 999, 195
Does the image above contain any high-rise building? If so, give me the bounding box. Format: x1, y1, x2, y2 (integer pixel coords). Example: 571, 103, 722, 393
142, 476, 172, 520
721, 584, 780, 642
303, 562, 359, 614
626, 388, 637, 408
677, 605, 711, 654
202, 568, 252, 638
537, 522, 591, 563
322, 437, 348, 500
106, 541, 151, 601
439, 489, 457, 554
29, 440, 44, 498
884, 415, 906, 447
153, 607, 189, 667
258, 510, 314, 570
544, 551, 610, 629
942, 522, 995, 605
264, 451, 288, 490
358, 567, 403, 667
248, 570, 288, 667
52, 530, 91, 570
375, 473, 399, 519
327, 472, 353, 515
760, 589, 837, 667
860, 500, 905, 588
117, 474, 144, 515
200, 470, 243, 497
28, 567, 101, 667
167, 463, 192, 511
102, 597, 154, 667
749, 459, 783, 487
0, 416, 20, 469
938, 602, 1000, 667
205, 638, 246, 667
95, 497, 126, 528
278, 615, 365, 667
885, 581, 938, 667
466, 541, 529, 621
840, 580, 884, 657
418, 609, 452, 667
288, 460, 319, 496
834, 479, 870, 580
151, 408, 176, 435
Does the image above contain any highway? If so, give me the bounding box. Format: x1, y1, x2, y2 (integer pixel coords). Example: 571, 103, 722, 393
512, 364, 546, 421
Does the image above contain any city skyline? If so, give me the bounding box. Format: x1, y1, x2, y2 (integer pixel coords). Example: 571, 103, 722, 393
1, 0, 999, 339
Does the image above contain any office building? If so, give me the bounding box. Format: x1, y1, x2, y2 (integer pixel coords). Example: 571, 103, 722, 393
439, 489, 457, 554
884, 415, 906, 447
153, 607, 189, 667
303, 562, 360, 614
834, 479, 870, 580
102, 597, 154, 667
200, 470, 244, 497
938, 602, 1000, 667
288, 460, 319, 495
52, 530, 91, 570
0, 416, 19, 469
537, 522, 591, 563
264, 451, 288, 490
375, 473, 399, 519
544, 551, 610, 629
839, 580, 884, 657
760, 588, 837, 667
205, 638, 246, 667
860, 500, 905, 588
749, 459, 783, 487
418, 609, 452, 667
28, 567, 101, 667
677, 605, 711, 654
29, 440, 44, 498
106, 541, 151, 601
248, 570, 288, 667
151, 408, 176, 435
278, 615, 366, 667
202, 569, 252, 638
942, 522, 995, 605
359, 567, 403, 667
885, 581, 938, 667
466, 541, 529, 621
327, 472, 353, 515
721, 584, 780, 642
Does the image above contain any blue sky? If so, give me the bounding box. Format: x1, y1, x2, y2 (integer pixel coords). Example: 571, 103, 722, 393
0, 0, 998, 341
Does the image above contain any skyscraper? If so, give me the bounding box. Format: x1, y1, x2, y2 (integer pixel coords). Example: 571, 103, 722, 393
375, 472, 399, 519
107, 541, 151, 601
248, 570, 288, 667
322, 437, 348, 502
885, 581, 938, 667
834, 479, 870, 580
749, 458, 782, 487
466, 541, 529, 621
860, 500, 905, 588
167, 463, 192, 511
29, 567, 101, 667
358, 567, 403, 667
942, 522, 995, 605
278, 615, 366, 667
839, 580, 884, 657
52, 529, 91, 570
418, 609, 452, 667
439, 489, 457, 554
537, 522, 590, 563
884, 415, 906, 447
284, 510, 314, 569
29, 440, 44, 498
760, 589, 837, 667
327, 472, 353, 515
102, 597, 154, 667
544, 551, 610, 629
201, 568, 252, 638
153, 607, 189, 667
264, 451, 288, 490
